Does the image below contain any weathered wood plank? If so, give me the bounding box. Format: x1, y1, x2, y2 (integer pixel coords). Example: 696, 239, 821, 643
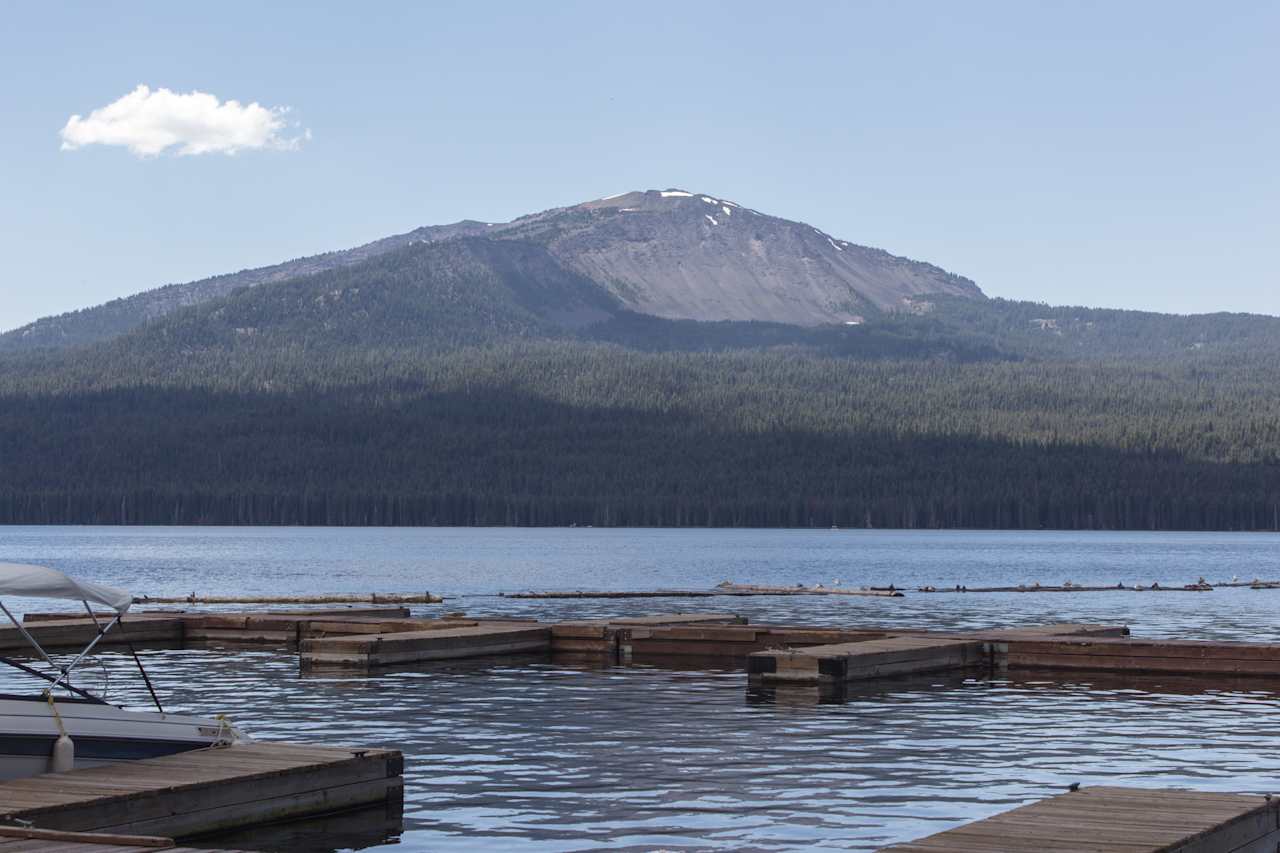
0, 743, 402, 842
879, 786, 1280, 853
749, 637, 986, 683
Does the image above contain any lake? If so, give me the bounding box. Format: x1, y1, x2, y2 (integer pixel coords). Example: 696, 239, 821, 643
2, 527, 1279, 850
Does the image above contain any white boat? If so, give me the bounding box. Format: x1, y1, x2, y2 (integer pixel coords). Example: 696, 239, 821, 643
0, 562, 244, 780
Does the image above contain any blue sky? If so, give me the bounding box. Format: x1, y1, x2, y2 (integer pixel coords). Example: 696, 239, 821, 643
2, 1, 1276, 331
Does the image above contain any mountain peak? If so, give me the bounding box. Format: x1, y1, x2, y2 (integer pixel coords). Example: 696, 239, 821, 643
1, 189, 983, 351
483, 188, 982, 325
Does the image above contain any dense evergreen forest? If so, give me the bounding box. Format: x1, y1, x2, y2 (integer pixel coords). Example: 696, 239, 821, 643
3, 237, 1280, 530
3, 325, 1280, 530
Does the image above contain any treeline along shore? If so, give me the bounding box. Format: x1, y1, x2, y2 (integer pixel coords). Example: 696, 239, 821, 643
3, 338, 1280, 530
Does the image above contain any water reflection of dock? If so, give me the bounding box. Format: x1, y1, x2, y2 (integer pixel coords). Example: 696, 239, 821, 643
0, 826, 247, 852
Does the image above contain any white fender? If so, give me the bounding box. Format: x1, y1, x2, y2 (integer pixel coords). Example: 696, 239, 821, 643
50, 733, 75, 773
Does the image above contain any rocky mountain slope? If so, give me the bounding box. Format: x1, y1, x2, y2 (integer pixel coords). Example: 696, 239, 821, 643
508, 190, 981, 323
1, 189, 982, 351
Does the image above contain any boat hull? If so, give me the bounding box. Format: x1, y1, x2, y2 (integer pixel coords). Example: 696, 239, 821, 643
0, 694, 239, 779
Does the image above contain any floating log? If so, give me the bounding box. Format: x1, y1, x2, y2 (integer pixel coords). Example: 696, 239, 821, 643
503, 590, 715, 599
133, 593, 442, 605
23, 606, 412, 622
879, 785, 1280, 852
916, 582, 1214, 593
939, 623, 1130, 640
714, 582, 905, 597
604, 613, 747, 626
505, 584, 904, 599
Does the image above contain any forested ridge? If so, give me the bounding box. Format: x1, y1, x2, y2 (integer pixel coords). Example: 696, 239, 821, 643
3, 227, 1280, 530
3, 332, 1280, 530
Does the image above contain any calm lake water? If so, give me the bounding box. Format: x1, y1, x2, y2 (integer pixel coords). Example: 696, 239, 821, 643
2, 527, 1280, 851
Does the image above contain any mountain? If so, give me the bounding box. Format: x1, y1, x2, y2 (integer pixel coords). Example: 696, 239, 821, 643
488, 190, 982, 323
5, 188, 1280, 532
0, 189, 981, 352
0, 219, 494, 351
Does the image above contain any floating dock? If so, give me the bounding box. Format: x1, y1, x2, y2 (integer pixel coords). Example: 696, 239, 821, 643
15, 605, 1280, 683
0, 742, 402, 841
749, 636, 986, 684
301, 622, 552, 669
1001, 635, 1280, 677
10, 602, 1280, 849
880, 785, 1280, 852
746, 624, 1131, 685
2, 607, 418, 653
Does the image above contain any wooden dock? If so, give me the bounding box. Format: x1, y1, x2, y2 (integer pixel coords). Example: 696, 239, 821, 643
3, 607, 415, 653
0, 742, 402, 840
880, 785, 1280, 852
9, 601, 1280, 684
748, 636, 987, 684
0, 614, 186, 653
745, 624, 1131, 685
622, 624, 890, 660
10, 603, 1280, 850
300, 622, 552, 669
1001, 635, 1280, 677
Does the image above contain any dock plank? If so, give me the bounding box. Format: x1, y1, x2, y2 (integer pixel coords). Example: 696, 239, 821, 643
879, 786, 1280, 852
0, 743, 402, 840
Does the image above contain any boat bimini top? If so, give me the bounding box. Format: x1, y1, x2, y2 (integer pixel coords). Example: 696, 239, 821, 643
0, 563, 155, 708
0, 563, 132, 613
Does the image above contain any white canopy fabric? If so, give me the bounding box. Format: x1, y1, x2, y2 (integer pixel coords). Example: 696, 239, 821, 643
0, 563, 132, 613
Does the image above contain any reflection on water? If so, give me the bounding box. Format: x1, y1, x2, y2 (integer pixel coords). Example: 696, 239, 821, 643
2, 528, 1280, 850
193, 804, 403, 852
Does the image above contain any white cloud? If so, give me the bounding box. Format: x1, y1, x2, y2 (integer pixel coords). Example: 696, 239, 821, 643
60, 85, 308, 157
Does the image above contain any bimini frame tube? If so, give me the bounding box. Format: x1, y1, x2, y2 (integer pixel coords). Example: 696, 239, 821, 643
0, 654, 105, 702
47, 607, 121, 695
0, 600, 58, 671
83, 602, 164, 713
